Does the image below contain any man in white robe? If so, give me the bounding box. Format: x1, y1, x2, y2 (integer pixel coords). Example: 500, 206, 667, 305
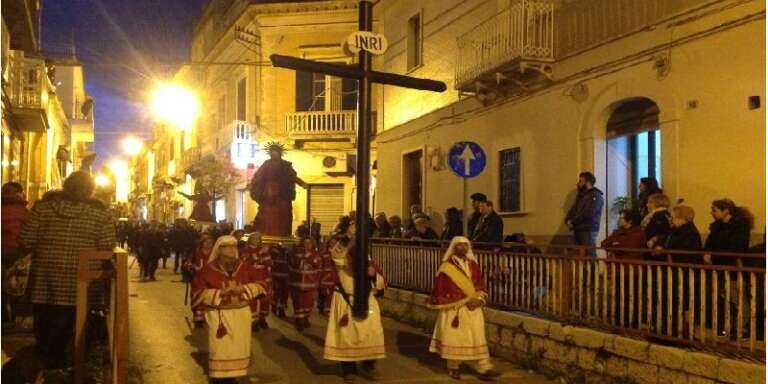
323, 228, 386, 382
428, 236, 501, 381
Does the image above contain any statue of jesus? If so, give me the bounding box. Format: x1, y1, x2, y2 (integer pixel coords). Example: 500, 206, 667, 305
249, 143, 307, 237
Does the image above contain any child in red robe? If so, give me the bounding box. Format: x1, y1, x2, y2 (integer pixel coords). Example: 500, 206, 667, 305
241, 233, 273, 330
289, 238, 322, 331
188, 234, 213, 327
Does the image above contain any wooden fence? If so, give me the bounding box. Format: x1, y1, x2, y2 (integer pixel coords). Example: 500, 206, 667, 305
370, 239, 765, 359
74, 248, 129, 384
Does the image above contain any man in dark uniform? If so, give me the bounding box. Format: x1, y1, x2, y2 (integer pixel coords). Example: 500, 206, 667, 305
467, 193, 487, 240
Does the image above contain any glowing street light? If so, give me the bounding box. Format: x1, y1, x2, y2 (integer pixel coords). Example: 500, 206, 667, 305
121, 136, 144, 156
95, 174, 111, 187
150, 83, 200, 128
108, 159, 130, 202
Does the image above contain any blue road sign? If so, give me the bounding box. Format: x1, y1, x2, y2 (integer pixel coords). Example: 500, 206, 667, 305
448, 141, 486, 178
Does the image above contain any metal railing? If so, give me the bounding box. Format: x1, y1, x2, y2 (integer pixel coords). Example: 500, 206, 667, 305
556, 0, 710, 57
6, 52, 49, 110
370, 239, 765, 359
286, 110, 357, 137
74, 248, 129, 384
455, 0, 555, 88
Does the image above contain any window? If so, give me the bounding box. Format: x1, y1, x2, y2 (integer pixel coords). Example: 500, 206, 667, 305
169, 138, 175, 160
407, 12, 423, 70
236, 78, 246, 121
296, 66, 357, 112
499, 148, 522, 213
631, 130, 662, 189
251, 144, 257, 158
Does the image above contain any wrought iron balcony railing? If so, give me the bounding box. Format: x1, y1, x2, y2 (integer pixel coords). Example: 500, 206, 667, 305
455, 0, 555, 91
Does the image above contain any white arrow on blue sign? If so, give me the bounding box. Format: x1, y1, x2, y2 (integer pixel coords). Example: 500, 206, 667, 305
448, 141, 486, 178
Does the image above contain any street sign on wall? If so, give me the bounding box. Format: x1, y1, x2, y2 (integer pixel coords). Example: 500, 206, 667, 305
448, 141, 486, 178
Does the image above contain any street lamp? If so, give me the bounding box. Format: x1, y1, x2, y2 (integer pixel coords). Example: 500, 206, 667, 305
95, 173, 111, 187
150, 83, 200, 129
121, 136, 144, 156
108, 159, 130, 202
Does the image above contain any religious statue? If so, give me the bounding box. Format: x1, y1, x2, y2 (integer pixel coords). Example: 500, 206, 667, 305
178, 188, 219, 223
249, 142, 307, 237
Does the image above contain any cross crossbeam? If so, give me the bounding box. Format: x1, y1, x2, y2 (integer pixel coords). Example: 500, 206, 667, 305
269, 0, 446, 318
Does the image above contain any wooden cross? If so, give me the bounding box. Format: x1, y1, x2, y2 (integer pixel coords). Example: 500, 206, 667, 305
270, 0, 446, 318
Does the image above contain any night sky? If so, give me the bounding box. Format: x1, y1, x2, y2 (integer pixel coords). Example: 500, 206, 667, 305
41, 0, 208, 168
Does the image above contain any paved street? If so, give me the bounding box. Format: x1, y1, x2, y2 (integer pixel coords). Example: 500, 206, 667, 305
127, 257, 557, 384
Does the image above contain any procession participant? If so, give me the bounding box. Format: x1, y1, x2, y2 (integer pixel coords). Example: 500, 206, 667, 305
270, 243, 289, 318
188, 234, 214, 328
191, 235, 266, 383
241, 233, 273, 330
428, 236, 501, 381
289, 238, 322, 331
323, 225, 386, 382
317, 239, 336, 315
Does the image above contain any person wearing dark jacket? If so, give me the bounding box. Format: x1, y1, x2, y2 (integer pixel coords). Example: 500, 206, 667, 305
704, 199, 753, 265
703, 199, 754, 338
655, 205, 702, 263
565, 172, 604, 256
467, 193, 486, 240
601, 210, 646, 260
410, 216, 439, 244
440, 207, 463, 241
642, 193, 672, 249
472, 200, 504, 245
373, 212, 391, 238
2, 182, 29, 325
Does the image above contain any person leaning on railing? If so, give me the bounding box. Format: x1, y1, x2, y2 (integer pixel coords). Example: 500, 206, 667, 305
642, 193, 671, 250
703, 199, 754, 339
652, 205, 703, 337
600, 209, 646, 260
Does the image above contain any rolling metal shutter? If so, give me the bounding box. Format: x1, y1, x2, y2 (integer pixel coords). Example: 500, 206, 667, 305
308, 184, 345, 236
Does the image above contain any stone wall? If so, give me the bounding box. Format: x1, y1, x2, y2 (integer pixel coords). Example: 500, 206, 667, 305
379, 288, 766, 384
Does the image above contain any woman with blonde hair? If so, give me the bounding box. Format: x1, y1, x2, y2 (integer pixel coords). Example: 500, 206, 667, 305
642, 193, 671, 248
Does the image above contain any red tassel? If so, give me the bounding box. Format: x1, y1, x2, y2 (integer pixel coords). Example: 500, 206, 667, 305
216, 310, 228, 338
216, 323, 228, 338
451, 314, 460, 328
339, 314, 349, 327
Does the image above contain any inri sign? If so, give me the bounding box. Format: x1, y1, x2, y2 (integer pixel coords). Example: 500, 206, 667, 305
345, 31, 388, 55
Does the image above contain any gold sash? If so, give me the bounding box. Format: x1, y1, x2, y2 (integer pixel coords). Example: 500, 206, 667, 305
437, 261, 477, 299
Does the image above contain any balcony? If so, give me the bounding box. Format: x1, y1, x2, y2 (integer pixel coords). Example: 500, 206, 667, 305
455, 0, 555, 94
286, 110, 357, 148
5, 51, 50, 132
228, 120, 259, 169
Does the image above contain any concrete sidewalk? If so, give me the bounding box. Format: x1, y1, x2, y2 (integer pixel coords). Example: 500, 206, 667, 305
127, 258, 557, 384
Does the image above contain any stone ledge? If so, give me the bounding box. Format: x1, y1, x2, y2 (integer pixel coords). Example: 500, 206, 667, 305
718, 358, 766, 384
606, 336, 649, 361
648, 344, 686, 370
378, 287, 764, 384
682, 351, 720, 379
570, 327, 605, 349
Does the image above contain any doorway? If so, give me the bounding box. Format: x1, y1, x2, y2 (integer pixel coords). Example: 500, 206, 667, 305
605, 98, 661, 232
235, 189, 246, 229
402, 150, 423, 216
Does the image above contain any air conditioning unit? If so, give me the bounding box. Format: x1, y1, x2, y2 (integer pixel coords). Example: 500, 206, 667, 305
322, 154, 353, 175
